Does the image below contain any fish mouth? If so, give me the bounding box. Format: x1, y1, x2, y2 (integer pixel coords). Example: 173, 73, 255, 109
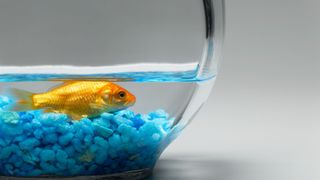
125, 101, 135, 107
125, 96, 136, 107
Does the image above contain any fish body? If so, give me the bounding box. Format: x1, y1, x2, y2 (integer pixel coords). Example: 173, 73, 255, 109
10, 81, 136, 120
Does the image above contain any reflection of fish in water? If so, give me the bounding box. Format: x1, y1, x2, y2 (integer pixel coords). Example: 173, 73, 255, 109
79, 151, 95, 163
10, 81, 136, 120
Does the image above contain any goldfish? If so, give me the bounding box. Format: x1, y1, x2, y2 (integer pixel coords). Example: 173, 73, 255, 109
10, 81, 136, 120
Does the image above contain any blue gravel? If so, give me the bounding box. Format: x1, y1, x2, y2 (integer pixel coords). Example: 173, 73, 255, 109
0, 96, 174, 177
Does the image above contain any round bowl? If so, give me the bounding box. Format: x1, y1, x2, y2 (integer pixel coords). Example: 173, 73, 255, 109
0, 0, 224, 179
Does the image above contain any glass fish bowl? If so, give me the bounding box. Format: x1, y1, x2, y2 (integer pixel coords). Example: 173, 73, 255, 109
0, 0, 224, 179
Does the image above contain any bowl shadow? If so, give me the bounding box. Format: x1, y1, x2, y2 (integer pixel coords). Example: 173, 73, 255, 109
146, 155, 242, 180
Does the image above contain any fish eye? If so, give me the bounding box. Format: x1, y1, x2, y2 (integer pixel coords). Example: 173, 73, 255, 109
118, 91, 126, 98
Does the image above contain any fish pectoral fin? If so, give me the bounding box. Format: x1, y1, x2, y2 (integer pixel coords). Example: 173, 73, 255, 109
89, 103, 105, 111
69, 113, 84, 121
43, 108, 59, 113
43, 109, 52, 113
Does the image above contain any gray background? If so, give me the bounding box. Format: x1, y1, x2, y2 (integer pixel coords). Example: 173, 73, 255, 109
155, 1, 319, 180
0, 0, 204, 65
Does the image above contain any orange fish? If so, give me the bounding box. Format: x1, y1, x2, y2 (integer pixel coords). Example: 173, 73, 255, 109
10, 81, 136, 120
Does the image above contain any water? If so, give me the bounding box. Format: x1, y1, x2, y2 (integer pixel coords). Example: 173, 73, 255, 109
0, 63, 215, 124
0, 66, 215, 177
0, 63, 214, 82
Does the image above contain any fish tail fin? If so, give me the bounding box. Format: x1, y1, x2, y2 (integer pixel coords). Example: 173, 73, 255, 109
9, 88, 36, 111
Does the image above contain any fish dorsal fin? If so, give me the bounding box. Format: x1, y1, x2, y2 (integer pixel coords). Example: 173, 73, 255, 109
48, 81, 77, 91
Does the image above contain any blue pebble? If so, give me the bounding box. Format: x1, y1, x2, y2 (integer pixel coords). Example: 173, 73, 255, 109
4, 164, 14, 175
40, 162, 57, 173
117, 124, 136, 135
88, 164, 98, 173
21, 162, 35, 171
0, 146, 14, 160
58, 132, 74, 146
126, 129, 139, 144
72, 138, 83, 152
52, 144, 62, 151
93, 118, 111, 128
33, 129, 43, 140
149, 109, 169, 119
84, 135, 93, 146
19, 112, 34, 122
22, 153, 36, 165
10, 155, 23, 168
132, 115, 145, 129
138, 121, 163, 146
112, 116, 133, 126
0, 96, 11, 107
56, 150, 68, 168
82, 125, 94, 135
56, 162, 67, 171
89, 144, 99, 153
19, 138, 40, 151
162, 117, 175, 132
40, 149, 55, 162
95, 150, 108, 165
42, 126, 56, 134
0, 138, 7, 147
70, 165, 83, 176
31, 147, 42, 157
79, 118, 92, 125
67, 159, 76, 169
141, 114, 151, 121
94, 137, 109, 149
44, 133, 58, 144
94, 124, 113, 138
152, 133, 161, 141
56, 149, 68, 160
74, 128, 84, 139
108, 134, 121, 148
101, 112, 113, 120
0, 111, 20, 124
0, 124, 23, 138
13, 135, 27, 143
23, 122, 33, 132
29, 169, 42, 176
115, 110, 135, 119
31, 119, 41, 129
40, 113, 68, 124
56, 123, 73, 134
126, 144, 139, 154
121, 135, 130, 143
27, 110, 41, 118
